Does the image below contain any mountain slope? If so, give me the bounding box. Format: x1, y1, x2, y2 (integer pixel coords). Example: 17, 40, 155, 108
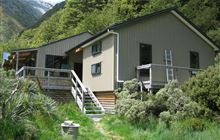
30, 1, 65, 29
0, 6, 24, 41
3, 0, 220, 51
0, 0, 53, 42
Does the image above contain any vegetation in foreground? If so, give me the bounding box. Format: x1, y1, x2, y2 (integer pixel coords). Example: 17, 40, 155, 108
109, 55, 220, 140
2, 54, 220, 139
101, 115, 220, 140
0, 69, 105, 140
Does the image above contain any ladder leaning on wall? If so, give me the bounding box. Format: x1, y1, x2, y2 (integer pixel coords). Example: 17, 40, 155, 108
165, 49, 174, 81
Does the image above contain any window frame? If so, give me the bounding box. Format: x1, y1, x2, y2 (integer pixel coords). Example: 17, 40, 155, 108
91, 62, 101, 75
92, 41, 102, 55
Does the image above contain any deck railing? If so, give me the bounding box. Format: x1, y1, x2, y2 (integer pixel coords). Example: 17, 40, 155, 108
16, 66, 72, 90
137, 64, 201, 89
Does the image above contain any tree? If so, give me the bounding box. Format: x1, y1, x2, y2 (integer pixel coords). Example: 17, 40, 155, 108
181, 0, 218, 32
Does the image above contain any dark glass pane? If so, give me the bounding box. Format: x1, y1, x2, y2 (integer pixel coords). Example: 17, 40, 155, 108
140, 43, 152, 65
91, 62, 101, 75
139, 43, 152, 77
190, 51, 199, 69
45, 55, 54, 68
92, 41, 102, 55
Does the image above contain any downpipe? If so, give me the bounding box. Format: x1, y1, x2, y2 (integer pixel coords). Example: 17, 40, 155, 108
107, 29, 124, 84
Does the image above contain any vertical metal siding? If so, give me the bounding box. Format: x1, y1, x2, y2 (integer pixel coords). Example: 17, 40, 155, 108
116, 13, 215, 83
36, 33, 92, 68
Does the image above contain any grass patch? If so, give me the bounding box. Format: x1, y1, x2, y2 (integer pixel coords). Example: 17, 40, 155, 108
101, 115, 220, 140
57, 103, 106, 140
31, 102, 107, 140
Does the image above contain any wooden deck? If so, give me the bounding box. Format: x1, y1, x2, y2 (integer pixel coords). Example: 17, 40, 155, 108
16, 66, 72, 90
16, 66, 106, 115
137, 64, 201, 91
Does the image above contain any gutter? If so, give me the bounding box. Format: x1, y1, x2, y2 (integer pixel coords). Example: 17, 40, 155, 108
107, 29, 124, 83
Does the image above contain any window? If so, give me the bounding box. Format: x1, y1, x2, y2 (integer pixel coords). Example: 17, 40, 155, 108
45, 55, 68, 77
45, 55, 64, 69
190, 51, 199, 69
91, 63, 101, 75
92, 41, 102, 55
140, 43, 152, 65
190, 51, 199, 76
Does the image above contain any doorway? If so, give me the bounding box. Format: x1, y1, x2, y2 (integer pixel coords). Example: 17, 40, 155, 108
74, 63, 83, 81
139, 43, 152, 78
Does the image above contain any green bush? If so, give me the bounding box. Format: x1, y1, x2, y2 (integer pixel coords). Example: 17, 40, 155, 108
115, 79, 141, 100
116, 79, 210, 125
155, 81, 190, 114
182, 62, 220, 112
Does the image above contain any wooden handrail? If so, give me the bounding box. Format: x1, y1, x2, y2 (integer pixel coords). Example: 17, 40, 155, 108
15, 66, 25, 76
71, 70, 87, 92
137, 63, 201, 71
16, 66, 71, 76
23, 66, 71, 73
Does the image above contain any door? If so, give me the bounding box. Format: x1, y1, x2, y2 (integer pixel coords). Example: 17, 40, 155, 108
139, 43, 152, 79
74, 63, 83, 81
140, 43, 152, 65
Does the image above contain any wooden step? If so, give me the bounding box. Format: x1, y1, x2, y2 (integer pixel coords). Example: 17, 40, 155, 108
85, 110, 103, 114
85, 106, 102, 109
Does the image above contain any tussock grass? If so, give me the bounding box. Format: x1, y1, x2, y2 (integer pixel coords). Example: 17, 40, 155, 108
101, 115, 220, 140
0, 102, 106, 140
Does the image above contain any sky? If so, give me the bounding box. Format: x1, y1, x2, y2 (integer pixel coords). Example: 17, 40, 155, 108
42, 0, 65, 5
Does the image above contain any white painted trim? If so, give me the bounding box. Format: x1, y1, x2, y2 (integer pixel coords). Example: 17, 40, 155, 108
81, 32, 111, 48
107, 29, 124, 83
171, 10, 219, 51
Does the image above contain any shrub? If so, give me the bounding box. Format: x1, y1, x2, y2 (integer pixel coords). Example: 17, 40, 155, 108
115, 79, 150, 122
157, 81, 210, 122
182, 64, 220, 112
155, 81, 190, 114
159, 111, 172, 127
116, 79, 210, 125
115, 78, 141, 100
0, 69, 57, 139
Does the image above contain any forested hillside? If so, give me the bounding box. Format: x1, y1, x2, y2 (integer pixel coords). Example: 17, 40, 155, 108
1, 0, 220, 59
0, 0, 54, 42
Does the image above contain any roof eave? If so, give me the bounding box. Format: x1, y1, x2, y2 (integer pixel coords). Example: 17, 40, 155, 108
67, 8, 220, 53
11, 48, 38, 53
65, 30, 109, 53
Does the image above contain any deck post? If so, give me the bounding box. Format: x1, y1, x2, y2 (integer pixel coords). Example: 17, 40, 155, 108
47, 70, 50, 89
149, 64, 152, 94
23, 67, 25, 77
136, 69, 140, 80
140, 82, 143, 101
75, 81, 78, 103
149, 64, 152, 86
82, 91, 85, 113
16, 52, 19, 71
